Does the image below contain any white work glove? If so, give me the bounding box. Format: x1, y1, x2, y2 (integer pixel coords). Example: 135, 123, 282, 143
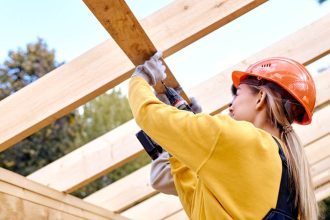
156, 93, 202, 114
132, 51, 166, 86
150, 151, 178, 195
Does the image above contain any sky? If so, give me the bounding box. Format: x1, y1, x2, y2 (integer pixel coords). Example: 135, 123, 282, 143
0, 0, 329, 91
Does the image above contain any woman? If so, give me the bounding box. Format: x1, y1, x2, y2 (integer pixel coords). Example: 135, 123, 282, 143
128, 52, 318, 219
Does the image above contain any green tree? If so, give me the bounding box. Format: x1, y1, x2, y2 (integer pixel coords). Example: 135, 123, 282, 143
0, 38, 81, 176
75, 89, 133, 143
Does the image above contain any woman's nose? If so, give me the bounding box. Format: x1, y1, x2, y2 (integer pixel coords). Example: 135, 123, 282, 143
228, 102, 233, 112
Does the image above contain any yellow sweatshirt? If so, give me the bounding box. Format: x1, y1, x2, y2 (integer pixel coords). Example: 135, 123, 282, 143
128, 77, 282, 220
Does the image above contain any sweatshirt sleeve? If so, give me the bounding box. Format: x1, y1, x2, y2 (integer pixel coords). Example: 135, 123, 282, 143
128, 77, 221, 172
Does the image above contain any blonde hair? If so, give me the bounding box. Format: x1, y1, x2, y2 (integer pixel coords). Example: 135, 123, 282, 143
249, 83, 318, 220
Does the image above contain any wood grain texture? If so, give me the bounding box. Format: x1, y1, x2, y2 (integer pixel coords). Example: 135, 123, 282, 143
0, 168, 127, 220
83, 0, 190, 101
84, 164, 155, 213
121, 193, 183, 220
316, 182, 330, 202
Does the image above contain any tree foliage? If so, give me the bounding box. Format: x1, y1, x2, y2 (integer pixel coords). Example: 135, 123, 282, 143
0, 39, 81, 175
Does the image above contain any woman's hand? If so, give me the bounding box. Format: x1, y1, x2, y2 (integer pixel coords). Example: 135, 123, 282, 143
132, 51, 166, 86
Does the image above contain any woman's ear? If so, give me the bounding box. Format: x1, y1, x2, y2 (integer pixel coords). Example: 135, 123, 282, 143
256, 90, 267, 110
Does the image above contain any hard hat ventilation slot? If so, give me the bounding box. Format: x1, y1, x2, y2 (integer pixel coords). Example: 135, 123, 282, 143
261, 63, 271, 67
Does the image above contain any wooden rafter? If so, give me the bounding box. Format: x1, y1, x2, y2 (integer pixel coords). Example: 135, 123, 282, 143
83, 0, 189, 100
0, 0, 266, 151
0, 168, 127, 220
121, 193, 183, 220
84, 164, 155, 212
28, 15, 330, 193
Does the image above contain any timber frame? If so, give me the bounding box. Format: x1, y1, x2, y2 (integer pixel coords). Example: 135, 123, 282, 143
0, 0, 329, 219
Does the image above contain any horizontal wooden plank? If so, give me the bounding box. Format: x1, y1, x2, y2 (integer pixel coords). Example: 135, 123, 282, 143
121, 193, 182, 220
0, 192, 84, 220
0, 168, 126, 220
316, 182, 330, 202
313, 68, 330, 109
84, 164, 155, 213
164, 210, 188, 220
28, 120, 142, 192
305, 135, 330, 165
312, 156, 330, 188
293, 104, 330, 146
0, 0, 266, 151
28, 14, 330, 193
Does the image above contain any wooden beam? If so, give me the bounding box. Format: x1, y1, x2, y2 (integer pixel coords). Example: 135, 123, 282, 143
0, 168, 127, 220
27, 120, 142, 192
164, 210, 188, 220
316, 182, 330, 202
293, 104, 330, 146
121, 193, 182, 220
28, 61, 330, 193
83, 0, 189, 100
305, 134, 330, 165
312, 157, 330, 188
83, 0, 155, 66
0, 193, 83, 220
0, 0, 266, 151
84, 164, 155, 213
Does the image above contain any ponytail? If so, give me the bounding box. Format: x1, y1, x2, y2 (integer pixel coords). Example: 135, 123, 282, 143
249, 84, 318, 220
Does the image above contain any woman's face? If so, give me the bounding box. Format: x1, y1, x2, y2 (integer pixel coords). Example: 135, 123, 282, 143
229, 84, 259, 123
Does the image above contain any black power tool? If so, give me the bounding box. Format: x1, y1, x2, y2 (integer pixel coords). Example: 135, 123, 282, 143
136, 83, 193, 160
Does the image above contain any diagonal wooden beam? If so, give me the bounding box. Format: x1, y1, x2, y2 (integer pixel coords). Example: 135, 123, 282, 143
312, 155, 330, 188
84, 164, 155, 213
0, 0, 266, 151
316, 181, 330, 202
27, 15, 330, 192
305, 134, 330, 166
83, 0, 188, 99
164, 210, 188, 220
121, 193, 183, 220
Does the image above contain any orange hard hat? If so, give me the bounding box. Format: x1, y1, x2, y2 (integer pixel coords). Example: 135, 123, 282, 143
232, 57, 316, 125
